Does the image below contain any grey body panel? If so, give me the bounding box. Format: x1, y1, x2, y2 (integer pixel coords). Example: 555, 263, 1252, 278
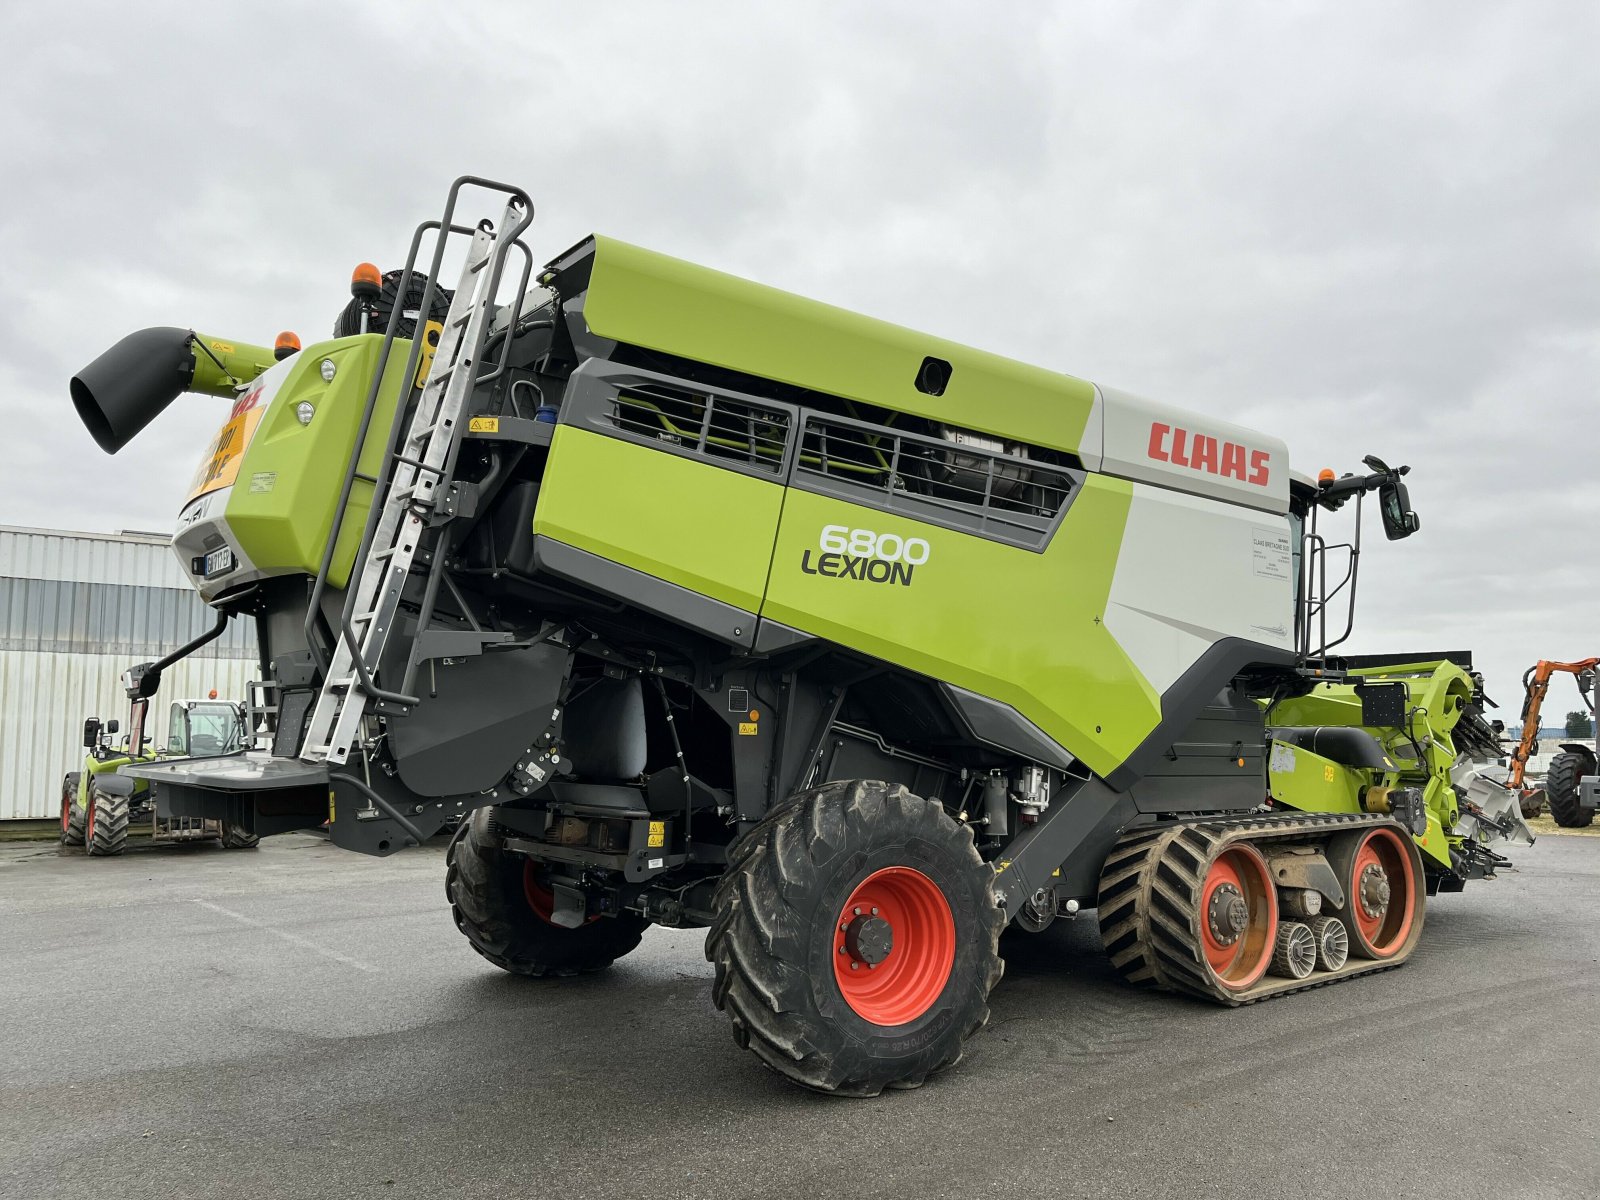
938, 684, 1077, 772
122, 753, 329, 792
531, 536, 757, 650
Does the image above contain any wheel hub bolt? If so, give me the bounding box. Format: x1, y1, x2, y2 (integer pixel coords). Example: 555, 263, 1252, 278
1359, 864, 1391, 917
843, 913, 894, 966
1207, 883, 1249, 946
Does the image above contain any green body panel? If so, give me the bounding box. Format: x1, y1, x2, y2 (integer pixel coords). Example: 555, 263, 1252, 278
762, 482, 1156, 778
581, 237, 1099, 456
1267, 659, 1479, 868
534, 425, 786, 615
223, 335, 413, 588
79, 751, 156, 804
536, 419, 1158, 777
1268, 740, 1451, 865
189, 332, 276, 397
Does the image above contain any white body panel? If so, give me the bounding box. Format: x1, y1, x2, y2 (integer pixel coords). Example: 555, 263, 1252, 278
1104, 483, 1295, 697
1097, 384, 1290, 515
173, 485, 264, 603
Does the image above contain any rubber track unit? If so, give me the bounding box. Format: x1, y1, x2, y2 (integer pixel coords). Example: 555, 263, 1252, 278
444, 808, 647, 977
1097, 811, 1421, 1007
85, 784, 130, 857
1544, 751, 1595, 829
705, 780, 1004, 1097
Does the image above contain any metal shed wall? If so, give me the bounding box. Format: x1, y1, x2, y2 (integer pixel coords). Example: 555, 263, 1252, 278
0, 527, 258, 821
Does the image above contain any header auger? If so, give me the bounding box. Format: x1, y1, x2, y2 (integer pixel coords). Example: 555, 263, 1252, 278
69, 176, 1527, 1094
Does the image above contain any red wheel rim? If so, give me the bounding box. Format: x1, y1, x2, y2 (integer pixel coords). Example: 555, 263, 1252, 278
61, 791, 72, 834
521, 861, 597, 927
85, 792, 96, 843
1200, 844, 1278, 990
832, 866, 956, 1027
1348, 827, 1416, 957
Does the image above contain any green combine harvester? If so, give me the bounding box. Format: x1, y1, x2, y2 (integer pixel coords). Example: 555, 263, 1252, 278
69, 177, 1530, 1094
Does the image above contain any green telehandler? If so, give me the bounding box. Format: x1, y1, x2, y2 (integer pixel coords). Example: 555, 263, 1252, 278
67, 177, 1530, 1093
61, 693, 259, 856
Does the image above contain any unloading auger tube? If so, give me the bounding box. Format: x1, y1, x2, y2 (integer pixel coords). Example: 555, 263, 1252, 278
66, 175, 1524, 1096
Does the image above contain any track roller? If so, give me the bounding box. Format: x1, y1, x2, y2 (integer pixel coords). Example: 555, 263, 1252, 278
1308, 914, 1349, 971
1271, 921, 1317, 979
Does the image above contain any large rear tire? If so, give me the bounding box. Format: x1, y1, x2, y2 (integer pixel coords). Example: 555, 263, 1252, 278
219, 822, 260, 849
706, 779, 1003, 1097
445, 807, 647, 977
1545, 751, 1595, 828
60, 775, 85, 847
85, 783, 130, 857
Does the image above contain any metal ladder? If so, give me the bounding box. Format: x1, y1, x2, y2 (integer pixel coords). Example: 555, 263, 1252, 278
298, 198, 527, 768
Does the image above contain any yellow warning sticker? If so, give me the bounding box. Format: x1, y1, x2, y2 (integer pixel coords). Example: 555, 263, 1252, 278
469, 416, 500, 433
647, 820, 666, 848
738, 722, 758, 736
327, 789, 336, 823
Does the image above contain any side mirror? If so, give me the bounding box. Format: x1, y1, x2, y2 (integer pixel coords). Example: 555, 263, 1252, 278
83, 718, 102, 750
106, 718, 120, 735
1378, 478, 1420, 540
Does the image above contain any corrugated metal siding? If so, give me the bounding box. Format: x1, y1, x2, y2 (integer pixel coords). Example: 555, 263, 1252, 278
0, 578, 254, 657
0, 526, 192, 588
0, 527, 258, 821
0, 652, 256, 820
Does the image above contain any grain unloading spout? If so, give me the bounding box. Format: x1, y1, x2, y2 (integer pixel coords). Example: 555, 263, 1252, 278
70, 328, 277, 453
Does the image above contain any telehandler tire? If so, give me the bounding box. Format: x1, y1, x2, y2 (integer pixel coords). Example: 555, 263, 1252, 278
1545, 751, 1595, 828
60, 775, 85, 847
85, 783, 130, 857
446, 807, 647, 977
219, 823, 260, 849
706, 779, 1004, 1097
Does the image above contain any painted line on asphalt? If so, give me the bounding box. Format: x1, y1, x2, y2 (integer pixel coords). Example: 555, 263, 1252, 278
190, 898, 376, 972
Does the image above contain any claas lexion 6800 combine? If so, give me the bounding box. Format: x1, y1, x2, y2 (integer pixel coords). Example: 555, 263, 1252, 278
70, 177, 1531, 1095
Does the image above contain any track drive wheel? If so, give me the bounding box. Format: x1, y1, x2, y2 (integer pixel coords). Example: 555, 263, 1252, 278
445, 807, 647, 977
1327, 825, 1423, 959
1098, 827, 1279, 1000
706, 779, 1003, 1097
60, 775, 85, 847
219, 823, 260, 849
1545, 751, 1595, 828
84, 783, 130, 857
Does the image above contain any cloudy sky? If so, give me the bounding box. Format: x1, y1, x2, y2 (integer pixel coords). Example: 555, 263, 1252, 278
2, 1, 1595, 709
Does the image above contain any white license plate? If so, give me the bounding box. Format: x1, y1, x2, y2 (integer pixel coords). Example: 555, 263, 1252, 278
203, 547, 235, 577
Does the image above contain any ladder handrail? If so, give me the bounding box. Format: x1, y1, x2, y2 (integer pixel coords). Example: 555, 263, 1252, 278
298, 178, 534, 764
301, 176, 532, 685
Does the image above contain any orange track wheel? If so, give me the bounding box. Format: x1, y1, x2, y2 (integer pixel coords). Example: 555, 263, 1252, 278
832, 866, 957, 1027
1199, 843, 1278, 990
1344, 827, 1417, 958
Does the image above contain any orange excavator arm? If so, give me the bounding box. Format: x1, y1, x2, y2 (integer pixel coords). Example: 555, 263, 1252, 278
1507, 658, 1600, 790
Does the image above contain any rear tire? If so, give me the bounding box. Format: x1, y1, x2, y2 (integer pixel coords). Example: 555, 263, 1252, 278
706, 779, 1003, 1097
85, 783, 130, 857
1545, 751, 1595, 828
219, 823, 260, 849
445, 807, 647, 977
60, 775, 85, 847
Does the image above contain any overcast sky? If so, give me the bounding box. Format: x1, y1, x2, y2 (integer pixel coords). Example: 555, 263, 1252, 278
2, 1, 1595, 712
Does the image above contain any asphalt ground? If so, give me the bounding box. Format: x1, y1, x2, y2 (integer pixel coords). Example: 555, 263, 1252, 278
2, 829, 1597, 1200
